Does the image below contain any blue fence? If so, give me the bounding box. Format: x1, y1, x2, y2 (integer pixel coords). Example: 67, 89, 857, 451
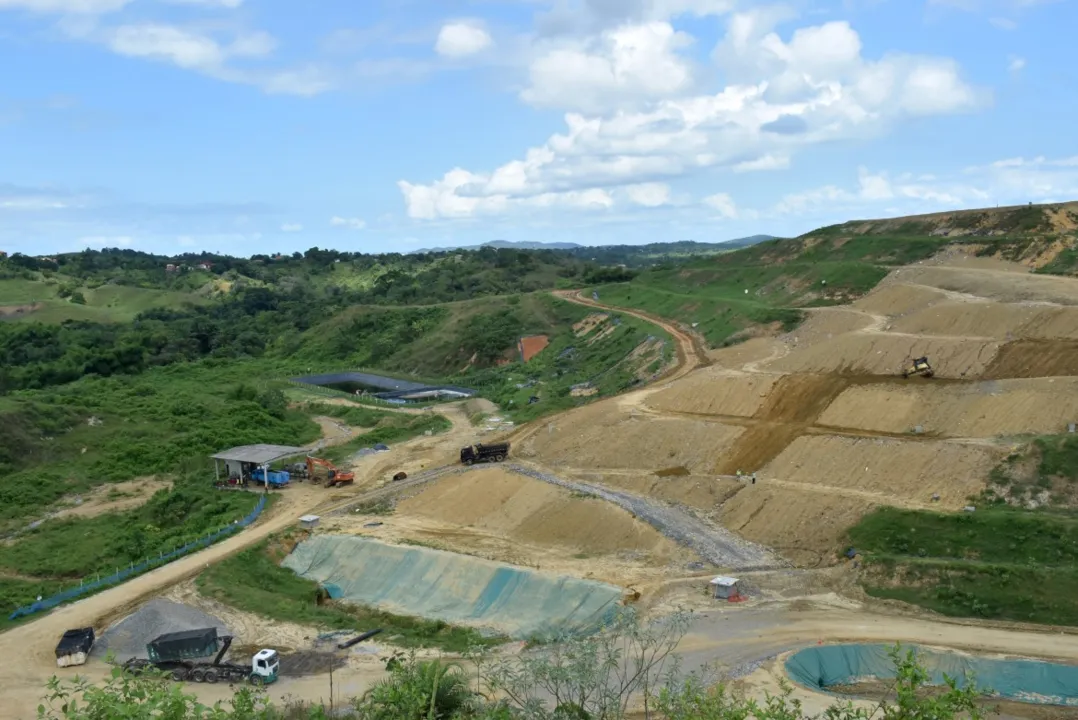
8, 495, 267, 621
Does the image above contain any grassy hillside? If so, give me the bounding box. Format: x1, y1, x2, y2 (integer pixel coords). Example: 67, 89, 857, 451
0, 274, 203, 323
850, 506, 1078, 625
589, 202, 1078, 347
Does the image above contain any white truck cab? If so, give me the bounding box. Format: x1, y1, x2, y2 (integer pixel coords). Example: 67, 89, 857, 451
251, 649, 280, 684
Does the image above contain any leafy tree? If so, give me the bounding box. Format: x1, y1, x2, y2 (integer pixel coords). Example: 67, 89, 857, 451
357, 654, 477, 720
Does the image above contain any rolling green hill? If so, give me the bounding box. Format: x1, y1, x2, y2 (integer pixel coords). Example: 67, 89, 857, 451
587, 201, 1078, 347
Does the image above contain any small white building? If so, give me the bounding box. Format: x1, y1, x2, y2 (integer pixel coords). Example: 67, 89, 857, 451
299, 515, 320, 530
708, 576, 742, 600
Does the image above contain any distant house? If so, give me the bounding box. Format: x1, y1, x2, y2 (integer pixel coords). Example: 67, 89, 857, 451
165, 263, 178, 272
197, 262, 213, 271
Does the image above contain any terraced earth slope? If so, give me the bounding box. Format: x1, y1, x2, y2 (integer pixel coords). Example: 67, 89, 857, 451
523, 217, 1078, 570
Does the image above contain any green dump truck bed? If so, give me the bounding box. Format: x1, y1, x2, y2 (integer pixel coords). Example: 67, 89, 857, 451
146, 628, 220, 663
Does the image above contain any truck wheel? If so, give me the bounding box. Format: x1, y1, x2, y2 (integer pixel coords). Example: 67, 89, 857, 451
494, 454, 504, 462
204, 670, 218, 684
249, 675, 264, 686
191, 669, 205, 683
464, 459, 473, 466
171, 669, 186, 682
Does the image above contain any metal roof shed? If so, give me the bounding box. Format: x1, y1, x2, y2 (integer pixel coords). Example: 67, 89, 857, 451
708, 576, 742, 600
211, 444, 306, 494
212, 444, 306, 464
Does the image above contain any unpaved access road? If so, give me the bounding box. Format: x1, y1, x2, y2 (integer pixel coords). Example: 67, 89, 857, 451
506, 462, 780, 570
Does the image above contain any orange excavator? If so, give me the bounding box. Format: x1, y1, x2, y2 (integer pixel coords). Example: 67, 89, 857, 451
306, 456, 355, 488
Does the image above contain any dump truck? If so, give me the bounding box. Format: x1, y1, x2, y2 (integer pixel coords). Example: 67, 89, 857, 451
460, 442, 510, 465
902, 356, 934, 379
250, 468, 290, 487
55, 627, 95, 668
123, 628, 278, 685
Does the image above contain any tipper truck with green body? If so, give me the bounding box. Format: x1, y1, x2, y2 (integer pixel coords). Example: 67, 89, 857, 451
123, 628, 278, 685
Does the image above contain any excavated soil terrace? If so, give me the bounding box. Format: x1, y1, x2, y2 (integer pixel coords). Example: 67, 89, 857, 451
527, 260, 1078, 563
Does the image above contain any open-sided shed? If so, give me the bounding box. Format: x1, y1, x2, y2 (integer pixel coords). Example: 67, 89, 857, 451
211, 444, 306, 492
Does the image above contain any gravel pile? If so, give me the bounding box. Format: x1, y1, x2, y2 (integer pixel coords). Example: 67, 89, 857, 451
98, 599, 232, 660
506, 463, 782, 570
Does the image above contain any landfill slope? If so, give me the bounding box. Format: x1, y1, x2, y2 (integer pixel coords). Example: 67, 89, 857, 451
528, 256, 1078, 563
282, 535, 624, 639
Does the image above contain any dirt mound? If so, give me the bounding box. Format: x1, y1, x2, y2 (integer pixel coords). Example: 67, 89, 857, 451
98, 599, 231, 660
712, 374, 887, 474
894, 266, 1078, 305
982, 339, 1078, 379
853, 283, 946, 318
761, 435, 1000, 508
396, 468, 682, 560
890, 302, 1078, 340
766, 333, 999, 378
278, 650, 347, 677
818, 378, 1078, 437
526, 402, 743, 473
646, 371, 776, 417
720, 485, 877, 566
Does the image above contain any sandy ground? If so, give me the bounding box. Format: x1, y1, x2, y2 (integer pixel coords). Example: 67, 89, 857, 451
50, 477, 173, 521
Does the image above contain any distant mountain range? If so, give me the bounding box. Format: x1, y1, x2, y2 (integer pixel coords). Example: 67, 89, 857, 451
409, 235, 776, 255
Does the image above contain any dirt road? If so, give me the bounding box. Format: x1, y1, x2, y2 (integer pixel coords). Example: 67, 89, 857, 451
552, 289, 710, 377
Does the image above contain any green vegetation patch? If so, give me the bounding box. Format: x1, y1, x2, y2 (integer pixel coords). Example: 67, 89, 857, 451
461, 301, 671, 424
198, 540, 506, 652
849, 506, 1078, 624
0, 360, 321, 529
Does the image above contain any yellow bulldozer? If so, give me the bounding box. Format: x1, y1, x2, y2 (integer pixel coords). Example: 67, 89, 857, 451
902, 356, 934, 379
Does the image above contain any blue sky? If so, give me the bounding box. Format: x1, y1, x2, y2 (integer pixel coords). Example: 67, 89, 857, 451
0, 0, 1075, 256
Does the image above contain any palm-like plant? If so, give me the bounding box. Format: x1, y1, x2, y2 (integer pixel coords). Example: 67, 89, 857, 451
359, 654, 477, 720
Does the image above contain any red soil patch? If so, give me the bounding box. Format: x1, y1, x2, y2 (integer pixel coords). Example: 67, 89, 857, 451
518, 335, 550, 363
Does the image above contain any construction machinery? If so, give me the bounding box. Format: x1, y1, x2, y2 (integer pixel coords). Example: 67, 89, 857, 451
306, 456, 355, 488
123, 628, 278, 685
902, 356, 934, 379
460, 442, 510, 465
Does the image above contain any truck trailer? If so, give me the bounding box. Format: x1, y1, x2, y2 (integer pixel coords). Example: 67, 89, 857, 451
55, 627, 95, 668
123, 628, 278, 685
460, 442, 510, 465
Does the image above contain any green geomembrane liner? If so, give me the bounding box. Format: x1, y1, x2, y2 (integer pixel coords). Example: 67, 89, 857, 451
282, 535, 623, 639
785, 644, 1078, 706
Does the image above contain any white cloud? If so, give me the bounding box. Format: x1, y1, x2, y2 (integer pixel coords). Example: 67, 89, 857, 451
989, 16, 1018, 29
703, 192, 737, 218
108, 24, 227, 69
82, 23, 334, 96
1008, 54, 1026, 73
398, 171, 614, 220
435, 21, 492, 58
0, 0, 130, 12
280, 223, 303, 232
773, 155, 1078, 218
734, 154, 789, 173
521, 22, 694, 113
401, 12, 986, 221
330, 216, 366, 229
625, 182, 671, 206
